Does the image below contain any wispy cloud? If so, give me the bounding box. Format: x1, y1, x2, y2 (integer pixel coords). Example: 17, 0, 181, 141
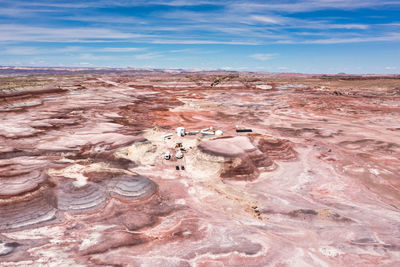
98, 47, 145, 52
293, 33, 400, 44
0, 45, 146, 55
78, 53, 114, 61
250, 15, 282, 24
0, 7, 57, 18
62, 15, 146, 24
230, 0, 400, 13
250, 53, 278, 61
0, 24, 145, 43
0, 0, 399, 72
8, 0, 220, 8
134, 52, 162, 60
326, 24, 370, 30
8, 0, 398, 11
0, 46, 44, 55
74, 62, 93, 66
0, 0, 398, 47
149, 39, 260, 45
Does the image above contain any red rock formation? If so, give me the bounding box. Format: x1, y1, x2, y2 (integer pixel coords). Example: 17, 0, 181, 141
198, 136, 274, 180
0, 171, 57, 231
0, 72, 400, 266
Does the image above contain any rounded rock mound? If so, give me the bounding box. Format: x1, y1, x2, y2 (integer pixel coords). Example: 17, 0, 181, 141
0, 170, 48, 197
57, 180, 107, 211
198, 136, 256, 157
108, 175, 157, 201
251, 135, 297, 161
0, 171, 57, 231
193, 136, 273, 181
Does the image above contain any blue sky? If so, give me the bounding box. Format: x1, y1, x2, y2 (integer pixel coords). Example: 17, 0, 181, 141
0, 0, 399, 73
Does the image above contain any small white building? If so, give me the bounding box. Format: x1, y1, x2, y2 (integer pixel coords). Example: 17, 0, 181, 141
176, 127, 186, 137
175, 150, 183, 159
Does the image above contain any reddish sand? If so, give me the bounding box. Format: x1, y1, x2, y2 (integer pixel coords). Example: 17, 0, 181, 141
0, 71, 400, 266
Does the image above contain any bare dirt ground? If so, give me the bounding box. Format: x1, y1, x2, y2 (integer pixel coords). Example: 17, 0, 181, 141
1, 70, 400, 266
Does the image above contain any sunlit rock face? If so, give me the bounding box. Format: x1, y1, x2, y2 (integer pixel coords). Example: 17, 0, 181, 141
1, 70, 400, 266
57, 180, 107, 211
196, 136, 274, 180
250, 134, 297, 161
0, 171, 57, 231
108, 175, 157, 201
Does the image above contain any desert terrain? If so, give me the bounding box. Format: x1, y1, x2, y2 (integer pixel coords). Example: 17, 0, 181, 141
1, 68, 400, 266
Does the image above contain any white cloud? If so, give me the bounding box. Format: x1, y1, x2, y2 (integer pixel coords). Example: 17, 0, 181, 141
169, 48, 196, 53
78, 53, 112, 61
278, 66, 289, 70
301, 33, 400, 44
0, 45, 146, 55
231, 1, 400, 13
275, 32, 400, 44
250, 53, 277, 61
77, 62, 93, 66
0, 46, 44, 55
326, 24, 369, 30
381, 23, 400, 27
11, 0, 219, 8
0, 24, 145, 43
99, 47, 144, 52
150, 39, 259, 45
135, 52, 161, 60
0, 0, 398, 49
250, 15, 281, 24
63, 15, 146, 24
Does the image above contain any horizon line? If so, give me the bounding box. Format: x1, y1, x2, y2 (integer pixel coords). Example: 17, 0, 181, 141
1, 65, 399, 76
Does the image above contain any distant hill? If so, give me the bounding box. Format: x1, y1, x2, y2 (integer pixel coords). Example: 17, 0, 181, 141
0, 66, 398, 78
